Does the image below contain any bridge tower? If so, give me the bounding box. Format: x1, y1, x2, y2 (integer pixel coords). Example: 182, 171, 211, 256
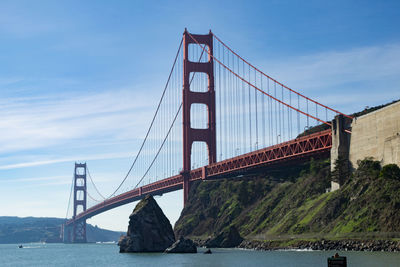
72, 162, 87, 243
182, 29, 216, 206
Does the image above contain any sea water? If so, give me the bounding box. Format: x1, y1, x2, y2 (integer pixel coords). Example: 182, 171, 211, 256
1, 243, 400, 267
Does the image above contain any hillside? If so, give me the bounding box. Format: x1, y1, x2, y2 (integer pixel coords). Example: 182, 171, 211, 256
0, 217, 123, 244
174, 158, 400, 242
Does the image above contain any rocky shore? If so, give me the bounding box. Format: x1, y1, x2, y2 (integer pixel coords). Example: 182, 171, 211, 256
191, 226, 243, 248
238, 239, 400, 252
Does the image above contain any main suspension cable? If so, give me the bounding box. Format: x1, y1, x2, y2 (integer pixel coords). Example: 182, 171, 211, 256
188, 32, 333, 127
133, 43, 207, 188
65, 173, 74, 219
87, 166, 106, 200
212, 33, 352, 120
106, 38, 183, 198
133, 103, 182, 189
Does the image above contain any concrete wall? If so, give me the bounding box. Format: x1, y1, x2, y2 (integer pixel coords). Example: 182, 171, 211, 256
330, 115, 351, 172
349, 101, 400, 168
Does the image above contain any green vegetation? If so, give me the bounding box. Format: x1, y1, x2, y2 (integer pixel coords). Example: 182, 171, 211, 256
174, 158, 400, 241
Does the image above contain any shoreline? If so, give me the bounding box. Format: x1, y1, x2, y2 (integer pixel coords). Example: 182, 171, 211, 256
238, 239, 400, 252
193, 237, 400, 252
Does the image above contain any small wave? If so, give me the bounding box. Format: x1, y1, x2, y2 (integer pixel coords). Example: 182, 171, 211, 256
277, 248, 315, 252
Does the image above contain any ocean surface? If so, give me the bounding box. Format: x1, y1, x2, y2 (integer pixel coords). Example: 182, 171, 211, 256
1, 243, 400, 267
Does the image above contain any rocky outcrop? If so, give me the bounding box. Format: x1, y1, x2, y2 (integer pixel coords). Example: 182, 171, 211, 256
118, 195, 175, 253
204, 226, 243, 248
204, 248, 212, 254
164, 237, 197, 253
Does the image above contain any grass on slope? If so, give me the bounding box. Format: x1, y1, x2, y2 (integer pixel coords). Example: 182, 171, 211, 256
174, 158, 400, 241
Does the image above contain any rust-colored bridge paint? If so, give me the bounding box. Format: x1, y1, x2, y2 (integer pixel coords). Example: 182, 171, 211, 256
181, 29, 216, 206
66, 129, 332, 225
65, 30, 342, 227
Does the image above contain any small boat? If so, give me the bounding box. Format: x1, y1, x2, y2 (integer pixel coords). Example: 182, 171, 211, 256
18, 245, 23, 248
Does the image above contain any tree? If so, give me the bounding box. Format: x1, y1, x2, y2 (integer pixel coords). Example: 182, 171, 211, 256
331, 156, 350, 185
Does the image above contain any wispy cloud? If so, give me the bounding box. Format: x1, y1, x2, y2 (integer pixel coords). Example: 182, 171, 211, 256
0, 175, 67, 183
0, 88, 158, 155
0, 11, 56, 38
0, 151, 135, 170
0, 77, 24, 86
258, 43, 400, 111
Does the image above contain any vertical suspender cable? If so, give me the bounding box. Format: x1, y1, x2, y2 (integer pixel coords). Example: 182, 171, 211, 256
261, 73, 265, 147
248, 64, 252, 151
254, 68, 258, 149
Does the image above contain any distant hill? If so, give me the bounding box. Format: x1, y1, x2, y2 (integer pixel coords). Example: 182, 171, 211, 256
0, 217, 124, 244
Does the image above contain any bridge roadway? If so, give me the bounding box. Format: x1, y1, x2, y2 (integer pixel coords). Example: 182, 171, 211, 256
66, 129, 332, 225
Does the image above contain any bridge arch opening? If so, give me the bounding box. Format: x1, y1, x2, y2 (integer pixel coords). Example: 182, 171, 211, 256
75, 178, 85, 186
75, 205, 84, 214
190, 103, 208, 129
189, 72, 209, 92
188, 43, 210, 63
191, 141, 209, 169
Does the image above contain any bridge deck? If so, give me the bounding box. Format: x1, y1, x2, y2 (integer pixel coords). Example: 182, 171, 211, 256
66, 129, 332, 225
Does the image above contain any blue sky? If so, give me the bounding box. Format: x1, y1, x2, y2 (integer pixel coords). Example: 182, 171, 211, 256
1, 0, 399, 231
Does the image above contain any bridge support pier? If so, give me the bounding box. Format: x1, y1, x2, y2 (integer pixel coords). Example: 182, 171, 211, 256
181, 171, 191, 206
61, 223, 74, 243
72, 162, 87, 243
330, 115, 352, 191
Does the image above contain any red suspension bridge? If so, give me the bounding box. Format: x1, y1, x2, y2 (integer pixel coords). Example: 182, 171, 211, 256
62, 29, 352, 243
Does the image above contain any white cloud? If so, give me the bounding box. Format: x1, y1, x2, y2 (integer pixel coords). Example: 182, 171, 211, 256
257, 43, 400, 111
0, 77, 24, 86
0, 11, 56, 38
0, 151, 135, 170
0, 88, 159, 155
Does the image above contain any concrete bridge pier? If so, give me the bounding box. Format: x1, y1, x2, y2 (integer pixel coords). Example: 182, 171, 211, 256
330, 114, 352, 191
61, 224, 72, 243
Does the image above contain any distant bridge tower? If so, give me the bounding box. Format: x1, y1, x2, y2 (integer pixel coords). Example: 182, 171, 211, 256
72, 162, 87, 243
181, 29, 216, 206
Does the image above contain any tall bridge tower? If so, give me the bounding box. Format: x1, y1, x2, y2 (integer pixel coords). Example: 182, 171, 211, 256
72, 162, 87, 242
181, 29, 216, 206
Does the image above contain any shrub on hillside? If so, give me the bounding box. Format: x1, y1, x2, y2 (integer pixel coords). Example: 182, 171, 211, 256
355, 158, 381, 179
380, 164, 400, 180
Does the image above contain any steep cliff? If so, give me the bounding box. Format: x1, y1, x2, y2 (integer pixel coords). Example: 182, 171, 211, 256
174, 159, 400, 241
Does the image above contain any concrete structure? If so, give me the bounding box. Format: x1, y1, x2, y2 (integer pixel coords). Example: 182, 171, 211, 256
330, 115, 352, 171
330, 115, 352, 191
330, 101, 400, 191
349, 101, 400, 168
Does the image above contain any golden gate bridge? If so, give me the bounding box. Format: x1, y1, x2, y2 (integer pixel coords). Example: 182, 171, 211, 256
62, 29, 352, 243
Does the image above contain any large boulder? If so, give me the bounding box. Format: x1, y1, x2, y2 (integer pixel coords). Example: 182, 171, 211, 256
165, 237, 197, 253
118, 195, 175, 252
204, 226, 243, 248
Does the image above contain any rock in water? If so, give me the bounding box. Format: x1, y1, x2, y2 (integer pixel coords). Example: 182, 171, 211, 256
205, 226, 243, 248
165, 237, 197, 253
204, 249, 212, 254
118, 195, 175, 252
